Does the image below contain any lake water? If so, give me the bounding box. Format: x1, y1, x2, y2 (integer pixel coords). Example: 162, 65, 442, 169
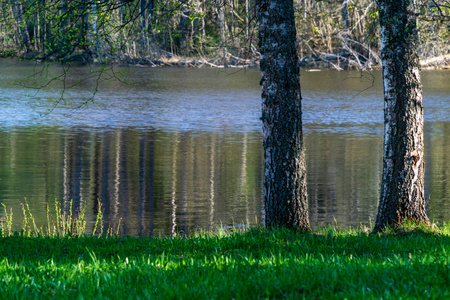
0, 60, 449, 236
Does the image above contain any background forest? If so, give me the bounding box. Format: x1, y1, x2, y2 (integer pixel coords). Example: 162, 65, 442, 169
0, 0, 449, 69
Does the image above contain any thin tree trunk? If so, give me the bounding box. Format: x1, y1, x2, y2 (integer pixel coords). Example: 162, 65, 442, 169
140, 0, 148, 51
147, 0, 154, 33
342, 0, 349, 31
197, 0, 206, 51
218, 1, 226, 57
257, 0, 310, 230
12, 0, 31, 52
42, 0, 50, 53
58, 0, 68, 56
373, 0, 430, 232
90, 1, 99, 53
179, 0, 189, 53
245, 0, 249, 37
229, 0, 235, 48
80, 0, 89, 55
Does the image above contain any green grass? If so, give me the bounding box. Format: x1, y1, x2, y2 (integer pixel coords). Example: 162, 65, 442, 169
1, 223, 450, 299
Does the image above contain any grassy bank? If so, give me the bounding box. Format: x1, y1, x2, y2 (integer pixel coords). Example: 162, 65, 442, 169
1, 224, 450, 299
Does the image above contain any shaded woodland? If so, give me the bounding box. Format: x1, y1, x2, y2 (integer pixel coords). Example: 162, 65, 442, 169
0, 0, 449, 68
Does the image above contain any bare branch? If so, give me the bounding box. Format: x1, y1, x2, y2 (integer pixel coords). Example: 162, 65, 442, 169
417, 14, 450, 21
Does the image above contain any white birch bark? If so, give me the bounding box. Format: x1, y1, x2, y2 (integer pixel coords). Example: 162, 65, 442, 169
374, 0, 430, 232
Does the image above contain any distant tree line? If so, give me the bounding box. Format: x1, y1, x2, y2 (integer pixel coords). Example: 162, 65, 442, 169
0, 0, 258, 64
0, 0, 448, 67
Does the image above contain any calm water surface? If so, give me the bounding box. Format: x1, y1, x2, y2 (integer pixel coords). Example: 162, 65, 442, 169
0, 60, 449, 235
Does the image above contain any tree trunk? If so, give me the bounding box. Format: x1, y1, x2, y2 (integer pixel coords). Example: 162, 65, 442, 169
218, 1, 226, 58
373, 0, 430, 232
245, 0, 249, 37
58, 0, 68, 56
80, 0, 89, 53
90, 1, 99, 53
147, 0, 154, 34
140, 0, 148, 50
257, 0, 310, 230
179, 0, 189, 53
342, 0, 349, 31
12, 0, 31, 52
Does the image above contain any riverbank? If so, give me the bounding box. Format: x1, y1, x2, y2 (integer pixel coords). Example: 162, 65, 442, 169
3, 50, 450, 70
1, 224, 450, 298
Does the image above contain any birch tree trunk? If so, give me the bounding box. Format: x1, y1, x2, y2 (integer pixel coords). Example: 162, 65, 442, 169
245, 0, 249, 37
373, 0, 430, 232
90, 1, 99, 53
219, 1, 227, 57
257, 0, 310, 230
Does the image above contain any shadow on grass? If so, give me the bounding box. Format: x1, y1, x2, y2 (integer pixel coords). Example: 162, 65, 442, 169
1, 225, 449, 263
1, 226, 450, 298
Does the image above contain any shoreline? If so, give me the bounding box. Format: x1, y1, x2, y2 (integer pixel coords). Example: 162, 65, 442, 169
2, 51, 450, 70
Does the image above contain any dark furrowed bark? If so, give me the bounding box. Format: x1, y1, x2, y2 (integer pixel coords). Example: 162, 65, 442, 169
257, 0, 310, 230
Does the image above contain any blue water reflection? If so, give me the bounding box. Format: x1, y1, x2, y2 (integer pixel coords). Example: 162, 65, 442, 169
0, 62, 449, 235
